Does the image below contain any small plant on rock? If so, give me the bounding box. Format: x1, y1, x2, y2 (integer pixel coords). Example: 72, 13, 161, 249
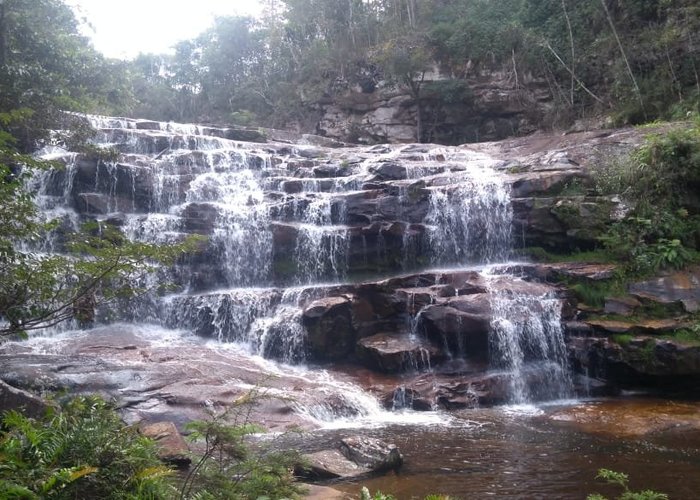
179, 386, 304, 500
587, 468, 668, 500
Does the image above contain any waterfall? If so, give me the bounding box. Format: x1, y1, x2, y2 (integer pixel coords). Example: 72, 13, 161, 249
425, 170, 512, 265
486, 273, 572, 403
22, 113, 575, 424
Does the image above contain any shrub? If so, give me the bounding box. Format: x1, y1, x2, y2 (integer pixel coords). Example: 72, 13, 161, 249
179, 387, 305, 500
587, 468, 668, 500
0, 396, 174, 499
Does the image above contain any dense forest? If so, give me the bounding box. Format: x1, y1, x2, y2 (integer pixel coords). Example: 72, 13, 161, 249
1, 0, 700, 148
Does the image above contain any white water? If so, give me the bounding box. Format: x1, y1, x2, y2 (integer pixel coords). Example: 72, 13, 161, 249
21, 113, 574, 425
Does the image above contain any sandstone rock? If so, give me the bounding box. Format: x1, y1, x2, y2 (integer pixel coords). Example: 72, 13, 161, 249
303, 297, 356, 361
301, 449, 368, 479
339, 436, 403, 472
420, 294, 491, 358
629, 267, 700, 313
140, 421, 191, 468
0, 380, 53, 419
356, 332, 444, 373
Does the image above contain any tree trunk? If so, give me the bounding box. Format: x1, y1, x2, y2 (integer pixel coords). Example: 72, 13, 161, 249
0, 2, 6, 69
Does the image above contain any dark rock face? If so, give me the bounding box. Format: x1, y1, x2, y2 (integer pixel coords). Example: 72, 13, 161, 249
303, 297, 355, 361
420, 295, 491, 358
356, 332, 445, 373
0, 380, 53, 419
569, 337, 700, 389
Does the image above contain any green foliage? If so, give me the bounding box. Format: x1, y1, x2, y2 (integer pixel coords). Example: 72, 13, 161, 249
570, 280, 624, 308
0, 396, 174, 499
594, 125, 700, 275
611, 334, 634, 346
0, 0, 135, 150
587, 468, 668, 500
179, 386, 304, 500
663, 321, 700, 346
360, 487, 395, 500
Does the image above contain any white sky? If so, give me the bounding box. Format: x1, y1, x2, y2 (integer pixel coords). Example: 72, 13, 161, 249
67, 0, 264, 59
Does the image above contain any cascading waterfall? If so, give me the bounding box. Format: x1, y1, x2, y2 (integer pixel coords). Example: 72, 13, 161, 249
486, 273, 572, 403
425, 171, 512, 265
25, 113, 575, 422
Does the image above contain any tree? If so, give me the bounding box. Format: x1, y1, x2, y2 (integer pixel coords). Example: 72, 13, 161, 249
0, 0, 133, 150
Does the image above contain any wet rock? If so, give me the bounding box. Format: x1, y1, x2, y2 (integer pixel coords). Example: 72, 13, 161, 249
356, 332, 444, 373
381, 387, 433, 411
140, 421, 191, 468
370, 162, 407, 180
135, 120, 161, 130
339, 436, 403, 472
0, 380, 53, 419
313, 164, 351, 178
303, 297, 356, 362
179, 202, 220, 234
301, 450, 368, 479
420, 294, 492, 358
222, 127, 267, 143
433, 373, 510, 408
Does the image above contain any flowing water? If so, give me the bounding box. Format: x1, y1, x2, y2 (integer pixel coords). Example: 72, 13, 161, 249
19, 114, 699, 497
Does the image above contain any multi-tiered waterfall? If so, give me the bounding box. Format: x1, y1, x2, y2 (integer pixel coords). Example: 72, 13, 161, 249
28, 114, 572, 417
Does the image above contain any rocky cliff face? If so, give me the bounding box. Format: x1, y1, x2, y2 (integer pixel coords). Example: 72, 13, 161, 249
316, 69, 553, 145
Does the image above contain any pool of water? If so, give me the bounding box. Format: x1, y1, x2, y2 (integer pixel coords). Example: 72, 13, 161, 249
298, 398, 700, 499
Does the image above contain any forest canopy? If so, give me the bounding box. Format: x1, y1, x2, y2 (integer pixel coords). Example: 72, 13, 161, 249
1, 0, 699, 146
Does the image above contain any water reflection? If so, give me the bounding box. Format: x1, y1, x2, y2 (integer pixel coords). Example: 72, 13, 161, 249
312, 399, 700, 499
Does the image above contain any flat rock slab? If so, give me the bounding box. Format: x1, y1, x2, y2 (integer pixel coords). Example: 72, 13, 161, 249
547, 399, 700, 438
0, 325, 376, 431
586, 318, 687, 334
629, 267, 700, 312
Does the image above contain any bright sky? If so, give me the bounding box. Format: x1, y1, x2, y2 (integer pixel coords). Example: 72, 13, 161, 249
67, 0, 264, 59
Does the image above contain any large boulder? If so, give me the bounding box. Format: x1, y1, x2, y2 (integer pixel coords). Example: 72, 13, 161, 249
420, 294, 492, 359
140, 421, 191, 468
303, 296, 356, 361
629, 267, 700, 313
339, 436, 403, 473
0, 380, 53, 419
